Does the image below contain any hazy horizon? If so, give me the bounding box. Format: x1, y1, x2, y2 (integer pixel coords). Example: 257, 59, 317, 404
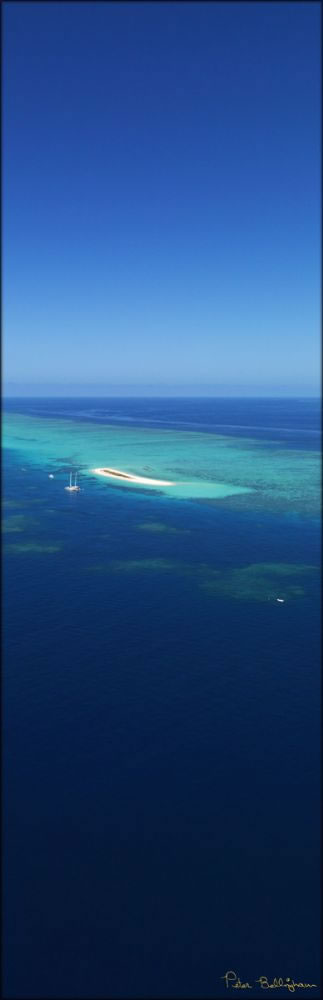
3, 381, 321, 400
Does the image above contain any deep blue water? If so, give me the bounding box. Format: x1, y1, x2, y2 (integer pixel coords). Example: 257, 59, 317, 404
3, 398, 321, 998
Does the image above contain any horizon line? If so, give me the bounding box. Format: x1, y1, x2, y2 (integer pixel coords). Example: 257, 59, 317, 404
3, 393, 320, 401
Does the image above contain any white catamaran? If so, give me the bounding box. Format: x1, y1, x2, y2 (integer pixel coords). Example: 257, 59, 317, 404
65, 472, 80, 492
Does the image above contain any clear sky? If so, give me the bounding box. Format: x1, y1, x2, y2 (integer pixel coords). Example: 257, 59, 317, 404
3, 1, 321, 396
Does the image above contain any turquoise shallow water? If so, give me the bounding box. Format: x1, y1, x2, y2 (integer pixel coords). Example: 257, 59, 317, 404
3, 408, 320, 513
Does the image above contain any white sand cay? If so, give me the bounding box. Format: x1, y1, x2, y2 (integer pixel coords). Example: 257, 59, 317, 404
92, 467, 176, 486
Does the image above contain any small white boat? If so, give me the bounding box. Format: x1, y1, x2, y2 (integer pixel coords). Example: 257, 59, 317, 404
65, 472, 80, 492
276, 598, 284, 603
49, 474, 54, 479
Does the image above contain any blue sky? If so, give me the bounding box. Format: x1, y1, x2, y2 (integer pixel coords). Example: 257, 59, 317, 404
3, 2, 320, 396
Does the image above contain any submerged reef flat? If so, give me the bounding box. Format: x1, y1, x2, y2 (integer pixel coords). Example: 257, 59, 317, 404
3, 499, 24, 509
90, 558, 178, 574
2, 513, 40, 534
87, 558, 318, 603
2, 497, 44, 509
198, 562, 317, 602
3, 411, 320, 515
136, 521, 190, 535
2, 514, 29, 534
5, 542, 62, 555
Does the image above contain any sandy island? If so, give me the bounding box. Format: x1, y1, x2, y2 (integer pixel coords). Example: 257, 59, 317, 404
92, 467, 176, 486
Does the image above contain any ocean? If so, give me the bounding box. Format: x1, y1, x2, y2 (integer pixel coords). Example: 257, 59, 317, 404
2, 397, 321, 999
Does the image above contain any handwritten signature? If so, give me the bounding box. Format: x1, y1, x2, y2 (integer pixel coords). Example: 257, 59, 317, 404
221, 971, 318, 992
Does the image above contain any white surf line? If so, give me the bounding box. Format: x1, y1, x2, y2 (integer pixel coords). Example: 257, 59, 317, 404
92, 467, 176, 486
